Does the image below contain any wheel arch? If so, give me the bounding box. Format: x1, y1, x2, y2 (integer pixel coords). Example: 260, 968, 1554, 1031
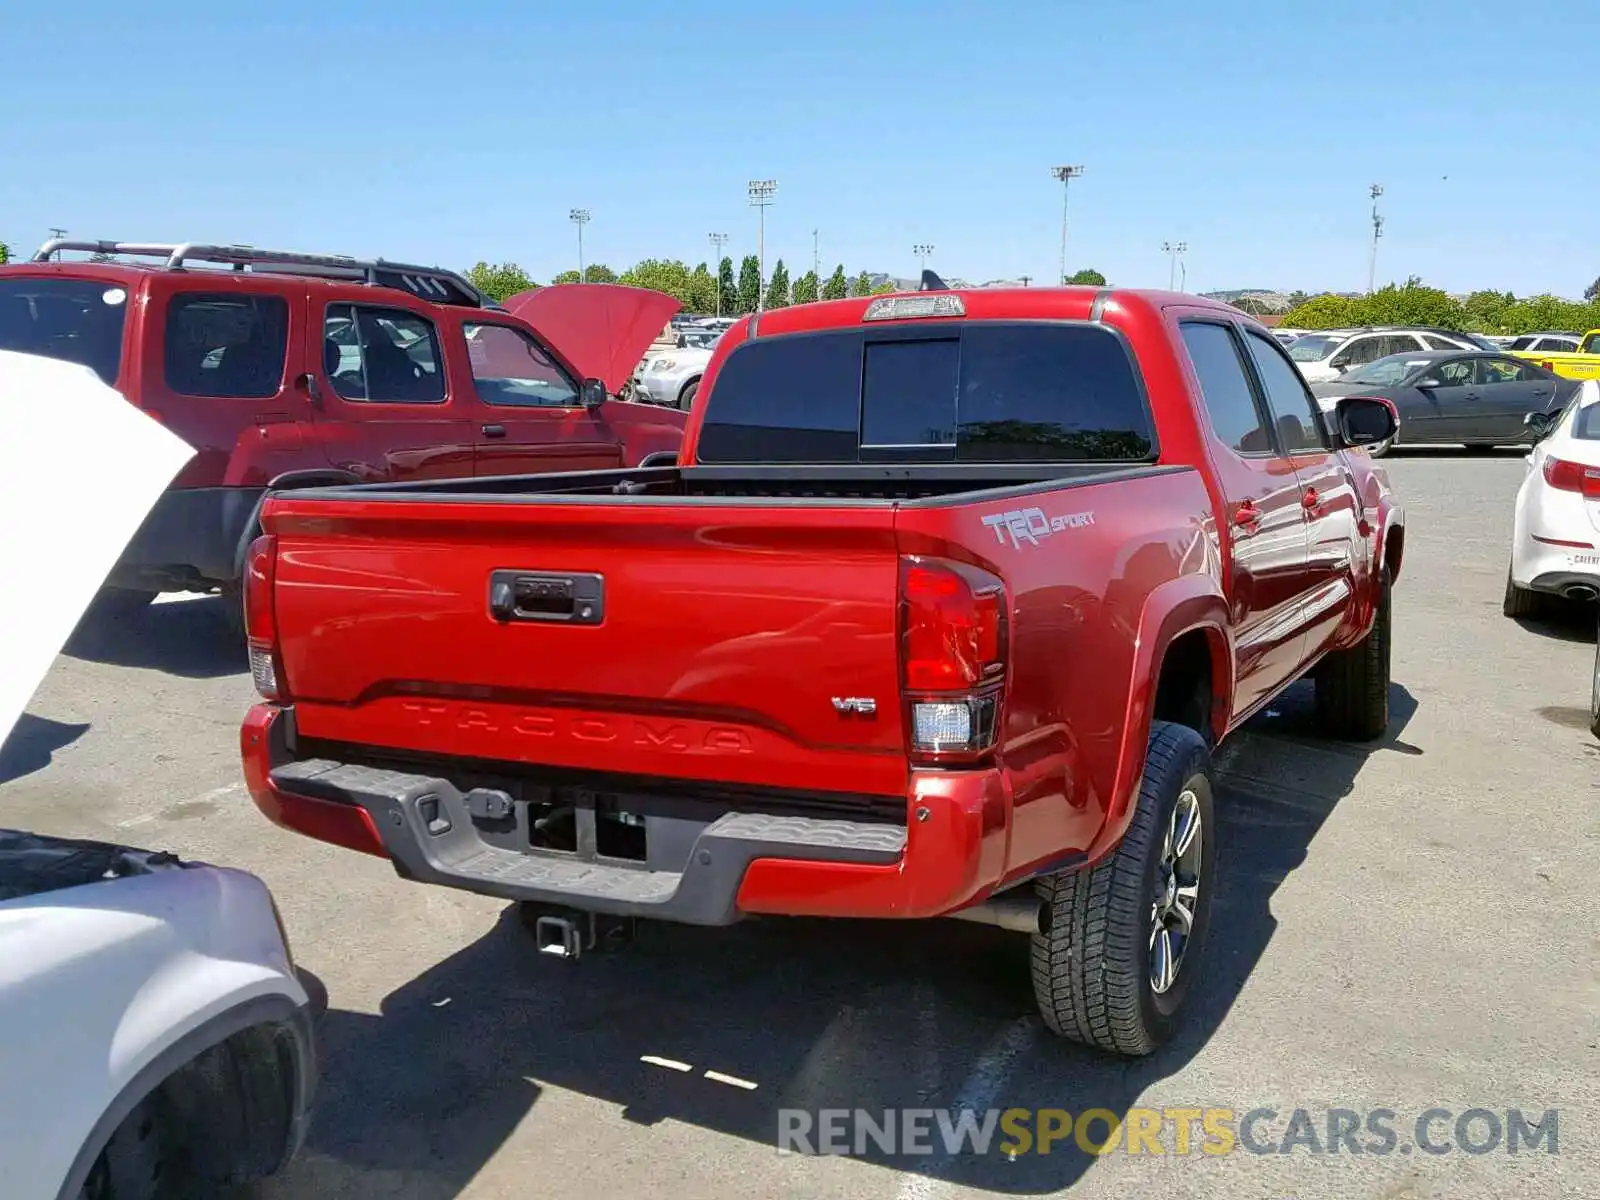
231, 468, 365, 580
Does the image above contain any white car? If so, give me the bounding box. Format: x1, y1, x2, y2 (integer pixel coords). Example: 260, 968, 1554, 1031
0, 349, 315, 1200
1505, 379, 1600, 619
1287, 327, 1493, 383
637, 332, 720, 410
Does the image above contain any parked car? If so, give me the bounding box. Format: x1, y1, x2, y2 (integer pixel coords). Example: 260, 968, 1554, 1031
1286, 326, 1497, 382
1507, 328, 1600, 381
1506, 331, 1581, 353
0, 348, 314, 1200
1309, 350, 1576, 456
1505, 380, 1600, 619
0, 240, 686, 622
237, 286, 1404, 1058
637, 331, 722, 409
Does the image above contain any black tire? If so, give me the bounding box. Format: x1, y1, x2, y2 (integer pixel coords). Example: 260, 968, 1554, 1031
1590, 621, 1600, 740
1502, 566, 1546, 620
1030, 721, 1216, 1057
86, 587, 158, 620
1315, 566, 1392, 740
677, 379, 700, 411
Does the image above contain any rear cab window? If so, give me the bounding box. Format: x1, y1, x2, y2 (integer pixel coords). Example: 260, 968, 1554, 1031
164, 293, 289, 398
0, 275, 129, 385
696, 322, 1155, 464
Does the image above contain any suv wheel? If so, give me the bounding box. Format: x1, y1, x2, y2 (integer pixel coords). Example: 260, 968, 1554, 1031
677, 379, 700, 411
1030, 721, 1216, 1056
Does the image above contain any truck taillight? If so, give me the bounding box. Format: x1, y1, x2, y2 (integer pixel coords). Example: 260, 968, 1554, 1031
243, 534, 287, 701
1542, 455, 1600, 498
899, 556, 1007, 758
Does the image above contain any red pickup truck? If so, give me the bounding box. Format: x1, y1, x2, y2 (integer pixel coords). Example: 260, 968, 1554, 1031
240, 285, 1404, 1056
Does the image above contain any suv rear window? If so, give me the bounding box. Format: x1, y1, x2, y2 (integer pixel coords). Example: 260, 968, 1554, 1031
0, 277, 128, 385
696, 322, 1154, 464
165, 293, 289, 398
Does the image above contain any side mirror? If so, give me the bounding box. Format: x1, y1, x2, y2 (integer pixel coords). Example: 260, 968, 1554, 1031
1334, 396, 1398, 447
580, 377, 607, 408
1524, 411, 1555, 440
1329, 355, 1351, 373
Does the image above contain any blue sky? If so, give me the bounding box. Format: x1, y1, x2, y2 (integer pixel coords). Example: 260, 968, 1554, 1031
3, 1, 1596, 296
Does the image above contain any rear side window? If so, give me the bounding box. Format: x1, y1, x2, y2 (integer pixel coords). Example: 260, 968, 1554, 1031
164, 293, 288, 398
698, 322, 1154, 464
324, 305, 445, 404
0, 277, 128, 385
1180, 322, 1272, 455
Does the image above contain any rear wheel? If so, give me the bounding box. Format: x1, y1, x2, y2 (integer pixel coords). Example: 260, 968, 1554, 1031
1503, 565, 1547, 620
677, 379, 700, 411
1030, 721, 1215, 1057
1315, 566, 1391, 740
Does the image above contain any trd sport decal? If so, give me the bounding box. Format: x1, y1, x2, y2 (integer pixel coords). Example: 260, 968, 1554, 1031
980, 506, 1096, 549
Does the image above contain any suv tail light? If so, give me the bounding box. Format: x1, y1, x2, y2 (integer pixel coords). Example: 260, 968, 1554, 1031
899, 556, 1008, 759
1542, 455, 1600, 498
243, 534, 288, 701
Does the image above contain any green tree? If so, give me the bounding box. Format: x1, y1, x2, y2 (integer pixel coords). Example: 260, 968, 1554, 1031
1585, 278, 1600, 304
1287, 290, 1310, 308
1360, 278, 1467, 329
465, 261, 536, 302
850, 270, 873, 297
620, 258, 694, 302
551, 269, 580, 285
737, 255, 762, 313
550, 263, 616, 285
870, 280, 897, 295
1065, 268, 1106, 286
718, 256, 737, 315
1281, 293, 1362, 329
685, 262, 717, 314
791, 270, 819, 305
1497, 295, 1600, 336
822, 264, 848, 301
1463, 289, 1515, 333
764, 259, 791, 309
0, 241, 8, 265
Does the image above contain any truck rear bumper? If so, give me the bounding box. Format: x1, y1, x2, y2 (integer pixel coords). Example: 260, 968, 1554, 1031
241, 704, 1010, 924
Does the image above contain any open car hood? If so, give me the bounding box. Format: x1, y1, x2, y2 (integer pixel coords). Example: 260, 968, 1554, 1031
502, 283, 682, 394
0, 349, 195, 747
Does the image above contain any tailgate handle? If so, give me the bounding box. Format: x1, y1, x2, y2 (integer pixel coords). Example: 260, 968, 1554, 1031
488, 570, 605, 625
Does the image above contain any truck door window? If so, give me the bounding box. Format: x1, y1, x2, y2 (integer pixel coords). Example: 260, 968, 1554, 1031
0, 277, 128, 386
462, 323, 580, 407
1179, 321, 1273, 455
324, 305, 445, 404
164, 293, 288, 398
1243, 330, 1327, 453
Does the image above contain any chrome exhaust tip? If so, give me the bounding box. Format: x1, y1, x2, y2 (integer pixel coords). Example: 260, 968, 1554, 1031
946, 895, 1046, 935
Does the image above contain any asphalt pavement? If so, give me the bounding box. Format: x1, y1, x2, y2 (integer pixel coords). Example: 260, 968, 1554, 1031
3, 449, 1596, 1200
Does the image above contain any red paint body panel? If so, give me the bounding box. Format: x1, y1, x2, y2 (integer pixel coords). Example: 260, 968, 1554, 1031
502, 284, 681, 395
241, 283, 1403, 920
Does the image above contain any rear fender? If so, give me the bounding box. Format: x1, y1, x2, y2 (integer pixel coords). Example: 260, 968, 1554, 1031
1083, 574, 1231, 867
231, 469, 364, 581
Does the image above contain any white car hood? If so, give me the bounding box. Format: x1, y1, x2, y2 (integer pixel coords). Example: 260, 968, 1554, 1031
0, 350, 194, 746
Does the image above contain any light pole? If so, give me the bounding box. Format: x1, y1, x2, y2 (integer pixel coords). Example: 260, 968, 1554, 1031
747, 179, 777, 310
1050, 165, 1085, 285
812, 227, 820, 294
914, 243, 934, 275
1162, 241, 1188, 291
1367, 184, 1384, 294
569, 209, 590, 282
708, 232, 728, 317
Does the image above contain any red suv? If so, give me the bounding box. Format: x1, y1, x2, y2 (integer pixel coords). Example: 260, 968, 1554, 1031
0, 239, 685, 618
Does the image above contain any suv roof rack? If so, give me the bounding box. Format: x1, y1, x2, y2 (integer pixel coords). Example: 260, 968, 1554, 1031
29, 239, 493, 308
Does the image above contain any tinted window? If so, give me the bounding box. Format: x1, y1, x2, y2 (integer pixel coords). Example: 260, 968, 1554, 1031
862, 338, 958, 446
164, 293, 287, 398
1571, 400, 1600, 440
324, 305, 444, 404
1476, 357, 1542, 384
1288, 334, 1343, 362
1244, 330, 1325, 453
696, 323, 1154, 464
1180, 322, 1271, 454
1420, 359, 1474, 387
464, 323, 578, 407
1425, 334, 1465, 351
1335, 336, 1386, 369
0, 277, 128, 385
1382, 334, 1424, 356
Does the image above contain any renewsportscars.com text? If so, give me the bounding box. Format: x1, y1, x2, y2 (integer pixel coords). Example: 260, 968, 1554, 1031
776, 1107, 1559, 1158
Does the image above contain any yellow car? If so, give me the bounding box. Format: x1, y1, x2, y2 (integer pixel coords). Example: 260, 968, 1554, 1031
1510, 328, 1600, 380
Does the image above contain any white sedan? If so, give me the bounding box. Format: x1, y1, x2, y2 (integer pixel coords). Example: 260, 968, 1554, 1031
0, 349, 315, 1198
1505, 380, 1600, 618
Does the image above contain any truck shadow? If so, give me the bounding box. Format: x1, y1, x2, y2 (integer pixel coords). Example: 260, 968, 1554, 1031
62, 596, 246, 679
277, 680, 1417, 1198
0, 714, 92, 785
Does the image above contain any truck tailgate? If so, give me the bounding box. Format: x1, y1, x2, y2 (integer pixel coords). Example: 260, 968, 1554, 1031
264, 497, 909, 796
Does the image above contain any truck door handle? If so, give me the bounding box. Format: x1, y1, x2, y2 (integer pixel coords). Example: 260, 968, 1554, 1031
1463, 392, 1480, 401
1302, 487, 1320, 510
481, 423, 506, 438
1531, 388, 1551, 397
